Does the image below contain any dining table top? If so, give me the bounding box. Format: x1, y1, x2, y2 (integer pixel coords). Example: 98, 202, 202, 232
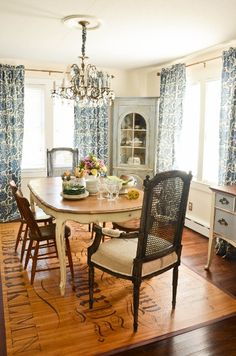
28, 177, 144, 216
27, 176, 144, 296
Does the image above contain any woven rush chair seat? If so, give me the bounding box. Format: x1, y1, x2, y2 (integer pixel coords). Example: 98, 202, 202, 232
88, 170, 192, 332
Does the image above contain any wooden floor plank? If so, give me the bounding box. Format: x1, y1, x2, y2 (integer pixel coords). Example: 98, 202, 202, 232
1, 223, 236, 355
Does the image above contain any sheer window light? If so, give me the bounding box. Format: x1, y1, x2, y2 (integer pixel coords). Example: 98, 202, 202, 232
202, 79, 221, 183
22, 85, 45, 169
53, 98, 74, 148
176, 83, 200, 176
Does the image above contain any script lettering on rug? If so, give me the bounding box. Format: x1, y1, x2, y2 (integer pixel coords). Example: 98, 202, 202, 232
2, 235, 41, 353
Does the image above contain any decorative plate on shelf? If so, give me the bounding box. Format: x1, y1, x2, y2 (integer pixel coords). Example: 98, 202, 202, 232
60, 191, 89, 200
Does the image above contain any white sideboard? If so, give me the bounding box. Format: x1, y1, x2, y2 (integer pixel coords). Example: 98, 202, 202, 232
205, 184, 236, 270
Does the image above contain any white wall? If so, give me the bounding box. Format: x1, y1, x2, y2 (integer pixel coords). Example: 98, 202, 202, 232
1, 48, 229, 234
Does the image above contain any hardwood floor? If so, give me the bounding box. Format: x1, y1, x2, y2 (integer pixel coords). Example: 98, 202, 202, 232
1, 226, 236, 355
115, 228, 236, 356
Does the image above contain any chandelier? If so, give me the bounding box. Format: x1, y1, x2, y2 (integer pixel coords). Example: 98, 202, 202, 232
52, 16, 115, 107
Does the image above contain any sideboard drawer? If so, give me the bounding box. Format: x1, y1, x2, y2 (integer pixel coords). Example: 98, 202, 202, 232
215, 193, 235, 212
214, 209, 236, 241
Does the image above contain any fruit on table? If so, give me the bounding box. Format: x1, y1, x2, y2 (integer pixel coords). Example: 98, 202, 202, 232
127, 189, 140, 200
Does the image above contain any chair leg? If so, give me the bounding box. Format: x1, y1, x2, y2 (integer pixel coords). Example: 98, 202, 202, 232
15, 221, 24, 252
172, 266, 179, 309
30, 241, 40, 284
65, 237, 74, 279
24, 239, 33, 269
91, 222, 106, 241
89, 265, 94, 309
133, 279, 141, 332
20, 225, 29, 262
91, 223, 95, 239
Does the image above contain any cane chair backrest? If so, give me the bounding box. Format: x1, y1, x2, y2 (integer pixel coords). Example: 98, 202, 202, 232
136, 170, 192, 262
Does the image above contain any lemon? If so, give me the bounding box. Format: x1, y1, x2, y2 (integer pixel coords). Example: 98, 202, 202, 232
127, 189, 140, 200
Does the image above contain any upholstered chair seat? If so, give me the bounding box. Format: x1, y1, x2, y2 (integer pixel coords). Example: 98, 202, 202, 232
91, 230, 177, 277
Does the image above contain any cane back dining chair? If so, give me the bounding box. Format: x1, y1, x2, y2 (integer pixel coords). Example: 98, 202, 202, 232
88, 170, 192, 331
10, 180, 53, 262
14, 188, 74, 284
47, 147, 79, 177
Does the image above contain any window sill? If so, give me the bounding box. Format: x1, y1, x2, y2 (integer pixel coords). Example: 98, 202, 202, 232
21, 168, 46, 178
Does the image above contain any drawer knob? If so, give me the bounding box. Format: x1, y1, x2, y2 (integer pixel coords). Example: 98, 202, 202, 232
219, 197, 229, 205
218, 218, 228, 226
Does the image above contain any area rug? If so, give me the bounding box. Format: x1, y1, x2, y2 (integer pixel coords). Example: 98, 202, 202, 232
1, 222, 236, 356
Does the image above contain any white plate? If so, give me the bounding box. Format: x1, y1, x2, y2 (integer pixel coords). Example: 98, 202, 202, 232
61, 191, 89, 200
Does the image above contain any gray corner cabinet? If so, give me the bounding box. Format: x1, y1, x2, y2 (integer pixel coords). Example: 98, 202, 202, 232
112, 97, 159, 179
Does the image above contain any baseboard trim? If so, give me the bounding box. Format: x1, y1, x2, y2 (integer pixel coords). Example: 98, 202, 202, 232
185, 217, 210, 238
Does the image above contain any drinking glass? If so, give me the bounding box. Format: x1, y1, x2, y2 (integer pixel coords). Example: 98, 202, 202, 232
105, 181, 117, 201
97, 177, 106, 200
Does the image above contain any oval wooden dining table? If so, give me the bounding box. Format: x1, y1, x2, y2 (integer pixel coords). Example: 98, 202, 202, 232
28, 177, 143, 296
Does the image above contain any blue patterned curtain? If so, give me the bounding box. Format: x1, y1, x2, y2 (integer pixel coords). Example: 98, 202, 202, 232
219, 47, 236, 185
156, 63, 186, 172
74, 105, 109, 164
217, 48, 236, 258
0, 64, 25, 222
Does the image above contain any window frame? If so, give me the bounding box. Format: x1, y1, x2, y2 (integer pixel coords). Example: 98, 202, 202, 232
183, 65, 221, 185
21, 77, 53, 177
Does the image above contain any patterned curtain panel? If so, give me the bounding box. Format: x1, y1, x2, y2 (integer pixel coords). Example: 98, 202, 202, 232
219, 47, 236, 185
74, 105, 109, 164
0, 64, 25, 222
156, 63, 186, 172
217, 47, 236, 259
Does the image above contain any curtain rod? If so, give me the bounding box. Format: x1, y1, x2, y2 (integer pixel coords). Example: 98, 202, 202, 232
25, 54, 222, 76
25, 68, 67, 74
156, 55, 222, 76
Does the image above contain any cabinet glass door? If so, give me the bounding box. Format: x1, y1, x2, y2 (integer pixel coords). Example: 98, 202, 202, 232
120, 113, 147, 165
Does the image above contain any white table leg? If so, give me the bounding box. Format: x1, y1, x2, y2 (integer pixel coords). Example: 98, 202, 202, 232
205, 232, 216, 270
205, 191, 216, 270
55, 218, 66, 296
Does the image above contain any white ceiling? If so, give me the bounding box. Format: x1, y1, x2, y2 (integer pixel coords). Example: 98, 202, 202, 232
1, 0, 236, 70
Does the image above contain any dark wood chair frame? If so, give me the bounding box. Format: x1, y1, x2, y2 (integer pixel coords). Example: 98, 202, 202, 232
88, 170, 192, 331
10, 180, 53, 262
14, 188, 74, 284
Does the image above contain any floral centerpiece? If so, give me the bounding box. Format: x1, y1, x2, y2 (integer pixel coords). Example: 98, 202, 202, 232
78, 153, 107, 177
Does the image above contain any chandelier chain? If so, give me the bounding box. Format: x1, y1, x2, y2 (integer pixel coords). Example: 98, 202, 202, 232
81, 22, 87, 58
51, 15, 115, 107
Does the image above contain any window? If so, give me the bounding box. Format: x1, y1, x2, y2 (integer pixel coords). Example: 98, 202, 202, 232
177, 83, 200, 177
22, 83, 74, 172
177, 78, 221, 184
53, 98, 74, 147
202, 80, 221, 183
22, 85, 45, 169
